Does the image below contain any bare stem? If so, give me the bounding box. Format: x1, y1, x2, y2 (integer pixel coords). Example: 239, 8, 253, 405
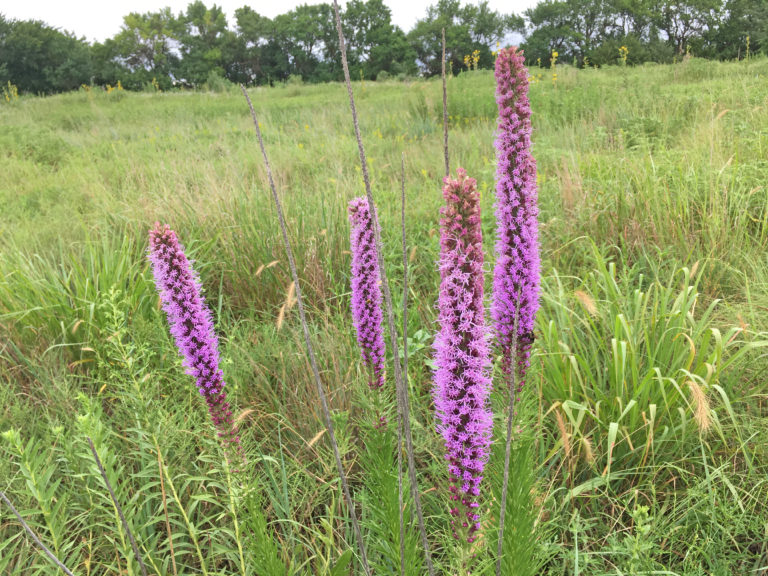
240, 84, 372, 576
87, 437, 148, 576
496, 303, 521, 576
442, 28, 450, 178
399, 153, 407, 576
332, 2, 435, 573
0, 490, 75, 576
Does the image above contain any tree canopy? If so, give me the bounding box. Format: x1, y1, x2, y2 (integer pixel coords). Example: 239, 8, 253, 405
0, 0, 766, 94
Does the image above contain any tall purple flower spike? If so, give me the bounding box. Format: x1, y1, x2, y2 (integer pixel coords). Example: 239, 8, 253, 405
148, 223, 243, 465
348, 197, 387, 392
433, 169, 493, 543
492, 46, 541, 389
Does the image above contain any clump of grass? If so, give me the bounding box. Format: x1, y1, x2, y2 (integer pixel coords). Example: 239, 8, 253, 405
538, 248, 766, 486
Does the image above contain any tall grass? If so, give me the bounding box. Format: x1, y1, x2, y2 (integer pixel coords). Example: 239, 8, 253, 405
2, 57, 768, 574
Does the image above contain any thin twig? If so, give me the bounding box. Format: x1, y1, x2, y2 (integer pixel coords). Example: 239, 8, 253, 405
240, 84, 372, 576
0, 490, 76, 576
442, 28, 450, 178
156, 440, 178, 576
332, 2, 435, 574
87, 437, 148, 576
496, 301, 521, 576
399, 153, 407, 576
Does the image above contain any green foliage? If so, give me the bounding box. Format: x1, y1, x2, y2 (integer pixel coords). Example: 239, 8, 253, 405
2, 61, 768, 574
92, 8, 178, 90
343, 0, 418, 80
273, 4, 338, 82
537, 249, 767, 484
4, 0, 768, 94
176, 1, 233, 86
357, 422, 424, 575
2, 428, 79, 569
522, 0, 768, 66
407, 0, 519, 76
242, 490, 289, 575
485, 399, 545, 576
0, 18, 91, 93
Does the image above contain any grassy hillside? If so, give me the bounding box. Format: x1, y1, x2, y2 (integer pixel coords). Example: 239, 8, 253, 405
2, 57, 768, 574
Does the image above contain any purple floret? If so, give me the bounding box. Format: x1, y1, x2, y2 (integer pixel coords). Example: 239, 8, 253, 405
492, 47, 541, 388
348, 197, 386, 391
433, 169, 493, 543
148, 223, 242, 464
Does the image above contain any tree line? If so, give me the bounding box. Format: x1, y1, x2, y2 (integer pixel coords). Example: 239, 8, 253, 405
1, 0, 766, 94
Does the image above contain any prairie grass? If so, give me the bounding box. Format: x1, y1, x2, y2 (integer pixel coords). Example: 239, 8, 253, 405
2, 57, 768, 574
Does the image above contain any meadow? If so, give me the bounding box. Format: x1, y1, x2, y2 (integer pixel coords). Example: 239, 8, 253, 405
2, 56, 768, 574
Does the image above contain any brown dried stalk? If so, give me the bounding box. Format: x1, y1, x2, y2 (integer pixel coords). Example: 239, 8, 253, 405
442, 28, 450, 178
0, 490, 75, 576
240, 85, 372, 576
87, 437, 148, 576
399, 153, 407, 576
332, 1, 435, 573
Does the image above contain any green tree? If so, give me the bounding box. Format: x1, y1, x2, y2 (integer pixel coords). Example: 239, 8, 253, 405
0, 15, 10, 84
229, 6, 285, 84
701, 0, 768, 58
521, 1, 580, 64
93, 8, 178, 89
0, 19, 91, 93
272, 3, 336, 82
604, 0, 657, 37
585, 0, 673, 65
652, 0, 721, 54
567, 0, 612, 57
177, 1, 234, 85
408, 0, 518, 76
342, 0, 417, 79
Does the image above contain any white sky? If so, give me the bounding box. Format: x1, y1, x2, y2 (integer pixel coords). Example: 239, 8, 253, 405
1, 0, 538, 43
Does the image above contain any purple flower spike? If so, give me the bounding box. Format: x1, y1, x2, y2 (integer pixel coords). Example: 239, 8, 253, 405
148, 223, 243, 465
433, 169, 493, 543
492, 47, 541, 389
348, 197, 387, 391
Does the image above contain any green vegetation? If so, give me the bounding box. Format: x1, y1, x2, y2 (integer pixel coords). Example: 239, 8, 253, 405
3, 0, 768, 93
2, 57, 768, 574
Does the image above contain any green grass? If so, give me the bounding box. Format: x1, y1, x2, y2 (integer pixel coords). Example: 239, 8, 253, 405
2, 57, 768, 574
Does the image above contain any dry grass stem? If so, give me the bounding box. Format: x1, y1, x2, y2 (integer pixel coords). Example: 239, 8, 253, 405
0, 490, 76, 576
688, 380, 712, 433
87, 437, 148, 576
442, 28, 449, 178
554, 409, 571, 462
240, 84, 372, 576
496, 299, 520, 576
574, 290, 598, 316
332, 2, 435, 572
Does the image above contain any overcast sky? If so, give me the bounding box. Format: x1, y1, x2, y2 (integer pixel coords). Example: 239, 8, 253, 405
2, 0, 538, 43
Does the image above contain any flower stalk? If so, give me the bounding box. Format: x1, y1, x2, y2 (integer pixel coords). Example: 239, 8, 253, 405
148, 223, 243, 465
491, 46, 541, 392
433, 168, 493, 546
348, 197, 387, 392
